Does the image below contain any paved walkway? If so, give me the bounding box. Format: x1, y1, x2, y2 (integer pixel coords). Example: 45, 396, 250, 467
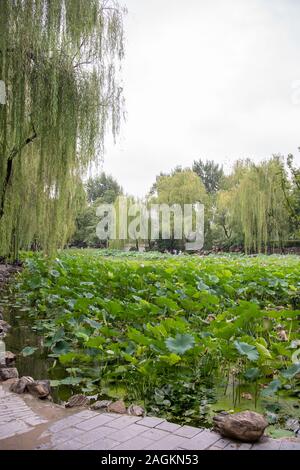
1, 383, 300, 450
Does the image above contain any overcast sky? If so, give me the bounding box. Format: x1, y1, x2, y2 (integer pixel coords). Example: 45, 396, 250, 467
101, 0, 300, 197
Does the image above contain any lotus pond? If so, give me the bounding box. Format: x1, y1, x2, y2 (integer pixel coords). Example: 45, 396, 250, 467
2, 251, 300, 438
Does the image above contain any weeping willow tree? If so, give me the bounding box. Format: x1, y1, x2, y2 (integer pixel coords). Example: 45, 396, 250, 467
281, 152, 300, 230
0, 0, 125, 257
108, 194, 138, 250
222, 157, 290, 253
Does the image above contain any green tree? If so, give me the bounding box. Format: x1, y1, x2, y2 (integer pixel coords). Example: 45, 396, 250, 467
215, 158, 290, 253
71, 206, 101, 248
86, 172, 123, 203
149, 169, 209, 251
281, 151, 300, 232
0, 0, 125, 257
192, 159, 224, 194
72, 172, 123, 247
108, 195, 143, 250
154, 169, 208, 205
213, 187, 243, 248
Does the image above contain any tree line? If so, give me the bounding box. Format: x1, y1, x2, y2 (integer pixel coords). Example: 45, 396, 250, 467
72, 153, 300, 254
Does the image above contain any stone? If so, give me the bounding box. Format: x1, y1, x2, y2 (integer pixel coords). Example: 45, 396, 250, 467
285, 418, 299, 433
206, 314, 216, 322
241, 392, 253, 400
0, 320, 11, 337
0, 367, 19, 381
278, 329, 288, 341
4, 378, 19, 387
91, 400, 112, 410
86, 394, 98, 401
213, 411, 268, 442
4, 351, 16, 366
10, 376, 34, 394
26, 380, 51, 398
65, 394, 89, 408
127, 404, 145, 416
107, 399, 127, 414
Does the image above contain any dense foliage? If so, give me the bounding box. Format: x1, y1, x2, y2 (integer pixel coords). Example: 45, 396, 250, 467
6, 251, 300, 429
215, 157, 290, 252
71, 173, 123, 247
86, 173, 123, 204
192, 159, 224, 194
282, 153, 300, 228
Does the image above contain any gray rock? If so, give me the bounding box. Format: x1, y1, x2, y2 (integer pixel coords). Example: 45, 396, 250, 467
127, 404, 145, 416
91, 400, 112, 410
213, 411, 268, 442
65, 394, 89, 408
26, 380, 51, 398
4, 351, 16, 366
10, 376, 34, 394
285, 418, 300, 433
0, 320, 11, 337
107, 399, 127, 414
86, 394, 98, 401
5, 378, 19, 387
0, 367, 19, 381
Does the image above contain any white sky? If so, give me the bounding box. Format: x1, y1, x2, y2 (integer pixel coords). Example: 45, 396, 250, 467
101, 0, 300, 197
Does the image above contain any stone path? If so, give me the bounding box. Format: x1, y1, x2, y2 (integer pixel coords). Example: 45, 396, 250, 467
0, 386, 47, 440
1, 384, 300, 450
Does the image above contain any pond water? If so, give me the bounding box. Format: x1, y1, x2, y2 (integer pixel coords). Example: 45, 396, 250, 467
2, 304, 300, 437
3, 306, 73, 403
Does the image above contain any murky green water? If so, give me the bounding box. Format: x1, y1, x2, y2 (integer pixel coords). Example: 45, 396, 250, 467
2, 307, 72, 402
2, 305, 300, 437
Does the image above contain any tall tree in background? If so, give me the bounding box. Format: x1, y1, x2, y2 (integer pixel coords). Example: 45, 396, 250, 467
0, 0, 125, 257
217, 157, 290, 253
192, 159, 224, 248
281, 151, 300, 232
192, 159, 224, 194
72, 173, 123, 247
153, 169, 208, 206
86, 172, 123, 203
149, 169, 208, 250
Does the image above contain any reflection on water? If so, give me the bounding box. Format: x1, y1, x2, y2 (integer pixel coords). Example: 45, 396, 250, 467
3, 307, 71, 403
4, 308, 51, 377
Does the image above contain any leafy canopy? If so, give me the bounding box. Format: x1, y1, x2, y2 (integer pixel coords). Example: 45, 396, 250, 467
192, 159, 224, 194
